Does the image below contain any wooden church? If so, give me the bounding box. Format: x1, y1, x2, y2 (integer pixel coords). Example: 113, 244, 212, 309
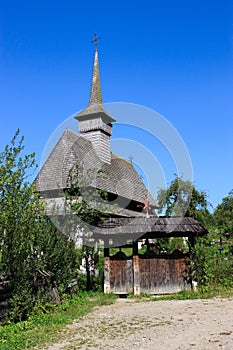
36, 40, 207, 295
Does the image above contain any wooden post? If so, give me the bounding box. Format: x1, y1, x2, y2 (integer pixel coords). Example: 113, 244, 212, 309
188, 236, 196, 291
133, 241, 140, 296
104, 247, 110, 294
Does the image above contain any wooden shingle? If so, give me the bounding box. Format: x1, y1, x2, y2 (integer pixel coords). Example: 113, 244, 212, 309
35, 129, 157, 210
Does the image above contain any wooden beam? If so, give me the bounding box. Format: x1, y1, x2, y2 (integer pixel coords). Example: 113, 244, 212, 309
104, 247, 110, 294
133, 241, 140, 296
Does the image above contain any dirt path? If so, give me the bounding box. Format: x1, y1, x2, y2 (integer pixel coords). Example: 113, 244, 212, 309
40, 297, 233, 350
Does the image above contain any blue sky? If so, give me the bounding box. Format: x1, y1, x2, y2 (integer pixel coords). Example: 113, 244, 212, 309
1, 0, 232, 211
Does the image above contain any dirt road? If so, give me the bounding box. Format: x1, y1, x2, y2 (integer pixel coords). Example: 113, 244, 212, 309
42, 297, 233, 350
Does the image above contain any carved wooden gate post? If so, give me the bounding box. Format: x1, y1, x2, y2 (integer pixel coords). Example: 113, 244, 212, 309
133, 241, 140, 296
104, 247, 110, 294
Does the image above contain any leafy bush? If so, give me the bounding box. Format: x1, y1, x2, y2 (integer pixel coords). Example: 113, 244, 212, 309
0, 131, 78, 322
77, 248, 104, 292
192, 236, 233, 291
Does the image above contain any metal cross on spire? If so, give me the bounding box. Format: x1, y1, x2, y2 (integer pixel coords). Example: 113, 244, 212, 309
91, 33, 101, 50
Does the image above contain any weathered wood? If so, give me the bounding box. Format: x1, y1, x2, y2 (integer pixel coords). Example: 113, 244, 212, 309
139, 256, 190, 294
104, 248, 110, 294
81, 129, 112, 164
133, 241, 140, 296
94, 217, 208, 244
105, 246, 191, 295
109, 253, 133, 294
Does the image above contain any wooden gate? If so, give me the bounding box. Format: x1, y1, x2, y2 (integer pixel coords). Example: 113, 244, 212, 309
139, 255, 189, 294
104, 249, 190, 295
109, 252, 133, 294
105, 251, 133, 294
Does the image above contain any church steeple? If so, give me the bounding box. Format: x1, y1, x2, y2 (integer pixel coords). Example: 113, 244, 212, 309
74, 35, 115, 164
89, 48, 102, 106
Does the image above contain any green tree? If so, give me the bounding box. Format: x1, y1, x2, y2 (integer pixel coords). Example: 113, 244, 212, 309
0, 130, 42, 319
76, 245, 103, 292
64, 163, 114, 229
0, 130, 78, 321
64, 163, 114, 291
34, 218, 78, 293
213, 190, 233, 234
191, 234, 233, 291
157, 178, 233, 291
157, 175, 212, 227
156, 175, 212, 255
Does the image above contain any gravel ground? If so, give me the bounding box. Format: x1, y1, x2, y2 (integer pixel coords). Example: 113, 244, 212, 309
40, 297, 233, 350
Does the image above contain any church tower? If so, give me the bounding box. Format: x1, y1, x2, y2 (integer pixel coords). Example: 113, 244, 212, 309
75, 36, 116, 164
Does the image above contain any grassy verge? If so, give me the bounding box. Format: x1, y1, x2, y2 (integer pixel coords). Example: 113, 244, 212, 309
1, 288, 232, 350
0, 292, 117, 350
127, 287, 233, 302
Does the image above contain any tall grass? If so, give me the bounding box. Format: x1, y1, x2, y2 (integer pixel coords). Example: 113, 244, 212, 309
0, 292, 116, 350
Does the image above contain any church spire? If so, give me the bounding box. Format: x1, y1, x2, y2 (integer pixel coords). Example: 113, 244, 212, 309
75, 34, 115, 124
74, 35, 116, 164
89, 47, 102, 106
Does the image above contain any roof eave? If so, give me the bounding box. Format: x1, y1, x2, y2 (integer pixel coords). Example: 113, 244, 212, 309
74, 106, 116, 124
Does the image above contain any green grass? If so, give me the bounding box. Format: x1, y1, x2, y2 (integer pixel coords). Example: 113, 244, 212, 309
1, 287, 232, 350
127, 286, 233, 302
0, 292, 117, 350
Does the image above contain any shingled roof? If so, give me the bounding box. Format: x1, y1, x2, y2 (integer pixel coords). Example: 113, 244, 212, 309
35, 128, 157, 210
93, 216, 208, 244
35, 45, 158, 217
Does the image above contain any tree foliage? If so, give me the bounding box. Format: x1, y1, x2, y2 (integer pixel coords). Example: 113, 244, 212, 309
157, 175, 212, 227
76, 245, 104, 292
0, 130, 78, 321
213, 190, 233, 234
191, 234, 233, 291
155, 175, 213, 256
64, 163, 115, 229
64, 163, 113, 291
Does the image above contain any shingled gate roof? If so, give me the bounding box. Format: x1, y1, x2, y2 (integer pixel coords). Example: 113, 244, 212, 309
92, 216, 208, 246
